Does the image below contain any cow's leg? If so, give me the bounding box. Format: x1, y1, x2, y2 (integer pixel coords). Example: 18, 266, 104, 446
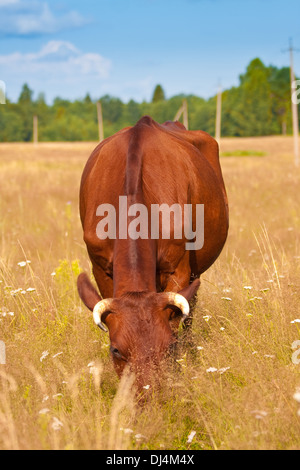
91, 262, 114, 299
163, 252, 191, 294
162, 253, 198, 332
181, 278, 199, 331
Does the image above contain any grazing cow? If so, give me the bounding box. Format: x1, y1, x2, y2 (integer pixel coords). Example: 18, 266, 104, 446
77, 116, 228, 388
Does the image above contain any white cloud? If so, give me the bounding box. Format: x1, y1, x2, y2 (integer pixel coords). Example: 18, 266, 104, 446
0, 0, 19, 5
0, 40, 111, 78
0, 41, 112, 101
0, 1, 89, 35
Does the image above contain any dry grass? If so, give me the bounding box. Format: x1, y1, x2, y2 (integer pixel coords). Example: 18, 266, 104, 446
0, 137, 300, 450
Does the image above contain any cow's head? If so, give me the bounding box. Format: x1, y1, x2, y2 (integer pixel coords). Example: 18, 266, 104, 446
77, 273, 200, 389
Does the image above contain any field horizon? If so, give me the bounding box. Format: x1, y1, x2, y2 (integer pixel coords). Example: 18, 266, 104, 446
0, 135, 300, 450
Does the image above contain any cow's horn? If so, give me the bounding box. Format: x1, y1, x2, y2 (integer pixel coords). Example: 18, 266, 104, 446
93, 299, 113, 332
165, 293, 190, 319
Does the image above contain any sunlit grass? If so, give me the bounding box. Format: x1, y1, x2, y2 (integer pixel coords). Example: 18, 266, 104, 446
0, 138, 300, 450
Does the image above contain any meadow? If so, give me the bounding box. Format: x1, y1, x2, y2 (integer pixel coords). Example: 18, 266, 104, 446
0, 136, 299, 450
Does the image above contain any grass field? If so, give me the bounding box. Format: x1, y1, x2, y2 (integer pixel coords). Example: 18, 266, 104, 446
0, 136, 300, 450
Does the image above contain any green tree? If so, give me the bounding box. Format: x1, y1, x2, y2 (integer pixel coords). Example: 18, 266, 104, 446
238, 58, 273, 136
152, 84, 165, 103
18, 83, 33, 105
268, 66, 291, 134
17, 84, 35, 141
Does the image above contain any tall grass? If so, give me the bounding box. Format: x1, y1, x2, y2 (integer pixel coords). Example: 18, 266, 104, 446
0, 138, 299, 450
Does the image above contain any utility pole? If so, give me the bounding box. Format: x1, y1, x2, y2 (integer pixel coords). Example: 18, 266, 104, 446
33, 115, 38, 144
215, 85, 222, 145
97, 101, 104, 142
284, 39, 299, 166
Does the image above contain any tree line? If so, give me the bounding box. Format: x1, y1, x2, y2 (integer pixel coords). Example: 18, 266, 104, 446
0, 58, 299, 142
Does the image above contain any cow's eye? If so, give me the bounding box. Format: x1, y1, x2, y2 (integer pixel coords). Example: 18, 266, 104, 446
110, 346, 127, 362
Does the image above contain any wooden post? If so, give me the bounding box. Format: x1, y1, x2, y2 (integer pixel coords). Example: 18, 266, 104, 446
183, 99, 188, 130
33, 115, 38, 144
215, 85, 222, 145
289, 40, 299, 167
174, 103, 184, 122
97, 101, 104, 142
174, 100, 188, 129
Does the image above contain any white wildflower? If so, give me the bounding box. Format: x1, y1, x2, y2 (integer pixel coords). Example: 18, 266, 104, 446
51, 417, 63, 431
203, 315, 211, 322
122, 428, 133, 435
219, 367, 230, 375
248, 249, 257, 256
251, 410, 268, 419
17, 260, 31, 267
206, 367, 218, 373
222, 287, 232, 293
39, 408, 50, 415
293, 389, 300, 403
40, 350, 49, 362
52, 352, 63, 358
221, 297, 232, 301
187, 430, 196, 444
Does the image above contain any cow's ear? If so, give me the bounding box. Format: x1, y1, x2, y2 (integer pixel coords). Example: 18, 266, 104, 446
178, 278, 200, 302
77, 272, 101, 312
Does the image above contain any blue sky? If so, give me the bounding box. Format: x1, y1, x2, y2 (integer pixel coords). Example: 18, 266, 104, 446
0, 0, 299, 103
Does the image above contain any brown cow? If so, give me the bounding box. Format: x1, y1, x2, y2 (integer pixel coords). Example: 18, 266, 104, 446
77, 116, 228, 389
